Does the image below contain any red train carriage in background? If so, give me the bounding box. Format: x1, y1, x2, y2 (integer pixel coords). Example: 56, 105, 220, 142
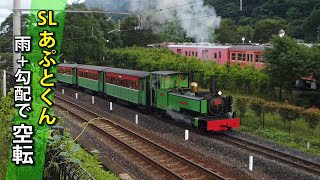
167, 43, 269, 69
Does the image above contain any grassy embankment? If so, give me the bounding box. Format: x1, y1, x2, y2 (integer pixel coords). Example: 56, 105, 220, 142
230, 93, 320, 156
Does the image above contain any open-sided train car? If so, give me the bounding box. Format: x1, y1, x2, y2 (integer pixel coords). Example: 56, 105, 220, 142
57, 64, 240, 132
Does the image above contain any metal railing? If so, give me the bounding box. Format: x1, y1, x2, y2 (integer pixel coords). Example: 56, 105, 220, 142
46, 151, 95, 180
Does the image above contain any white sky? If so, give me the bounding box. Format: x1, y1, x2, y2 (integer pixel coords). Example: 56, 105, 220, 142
0, 0, 85, 24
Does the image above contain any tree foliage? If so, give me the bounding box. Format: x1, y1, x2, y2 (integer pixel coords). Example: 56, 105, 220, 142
216, 19, 238, 43
205, 0, 320, 41
302, 108, 320, 133
0, 90, 14, 179
162, 21, 194, 43
253, 19, 287, 43
120, 16, 162, 47
90, 47, 269, 96
264, 36, 312, 100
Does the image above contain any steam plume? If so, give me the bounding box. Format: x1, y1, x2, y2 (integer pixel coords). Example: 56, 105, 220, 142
130, 0, 221, 42
85, 0, 221, 42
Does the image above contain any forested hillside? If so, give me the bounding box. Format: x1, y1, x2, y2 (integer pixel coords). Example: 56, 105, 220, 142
205, 0, 320, 42
84, 0, 320, 42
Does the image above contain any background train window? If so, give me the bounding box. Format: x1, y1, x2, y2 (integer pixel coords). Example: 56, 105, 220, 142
214, 53, 217, 59
250, 54, 253, 62
231, 53, 236, 61
260, 56, 264, 63
141, 81, 144, 90
238, 54, 242, 61
255, 55, 259, 62
122, 79, 126, 87
243, 54, 246, 61
195, 52, 198, 57
247, 54, 250, 62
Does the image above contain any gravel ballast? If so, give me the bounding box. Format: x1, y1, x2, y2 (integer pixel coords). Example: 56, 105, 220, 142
55, 85, 320, 179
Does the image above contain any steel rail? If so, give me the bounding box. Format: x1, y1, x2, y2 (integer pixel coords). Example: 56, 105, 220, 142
55, 94, 227, 180
216, 134, 320, 176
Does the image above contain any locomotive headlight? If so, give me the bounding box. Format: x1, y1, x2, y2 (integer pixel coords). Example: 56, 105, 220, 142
218, 91, 222, 96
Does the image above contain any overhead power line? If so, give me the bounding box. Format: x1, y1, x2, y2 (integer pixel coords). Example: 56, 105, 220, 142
141, 0, 203, 14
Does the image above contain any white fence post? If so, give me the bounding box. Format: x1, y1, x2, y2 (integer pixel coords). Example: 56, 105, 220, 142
62, 89, 64, 95
249, 156, 253, 171
75, 93, 78, 99
110, 102, 113, 111
92, 96, 95, 104
307, 142, 310, 149
185, 130, 189, 141
135, 114, 138, 124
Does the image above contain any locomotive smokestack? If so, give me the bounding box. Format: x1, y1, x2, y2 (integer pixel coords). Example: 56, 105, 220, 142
210, 76, 217, 95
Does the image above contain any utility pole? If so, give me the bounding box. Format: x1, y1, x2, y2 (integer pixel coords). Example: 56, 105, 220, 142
318, 25, 320, 43
13, 0, 21, 73
3, 70, 6, 97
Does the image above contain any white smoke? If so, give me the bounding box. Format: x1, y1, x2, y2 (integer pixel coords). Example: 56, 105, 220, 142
129, 0, 221, 42
166, 110, 192, 126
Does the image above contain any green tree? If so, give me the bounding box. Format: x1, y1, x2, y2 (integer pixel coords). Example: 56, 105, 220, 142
237, 26, 253, 43
120, 16, 161, 47
264, 36, 310, 101
216, 19, 238, 43
303, 7, 320, 42
162, 21, 193, 43
61, 4, 116, 64
253, 18, 287, 43
0, 90, 14, 179
278, 104, 303, 134
302, 108, 320, 134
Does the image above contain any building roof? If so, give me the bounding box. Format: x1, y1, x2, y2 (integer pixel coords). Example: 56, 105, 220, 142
77, 65, 111, 71
104, 68, 150, 78
152, 71, 178, 75
58, 63, 79, 68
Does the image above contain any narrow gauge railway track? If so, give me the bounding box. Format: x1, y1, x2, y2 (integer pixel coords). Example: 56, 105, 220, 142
54, 95, 228, 180
216, 134, 320, 176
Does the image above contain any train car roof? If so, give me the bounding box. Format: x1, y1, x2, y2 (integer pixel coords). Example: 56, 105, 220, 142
104, 68, 150, 78
77, 65, 111, 71
167, 44, 231, 49
230, 45, 270, 51
58, 63, 79, 68
152, 71, 179, 75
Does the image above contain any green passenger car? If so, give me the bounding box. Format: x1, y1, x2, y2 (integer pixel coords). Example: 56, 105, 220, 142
77, 65, 110, 92
103, 68, 150, 107
57, 64, 79, 85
